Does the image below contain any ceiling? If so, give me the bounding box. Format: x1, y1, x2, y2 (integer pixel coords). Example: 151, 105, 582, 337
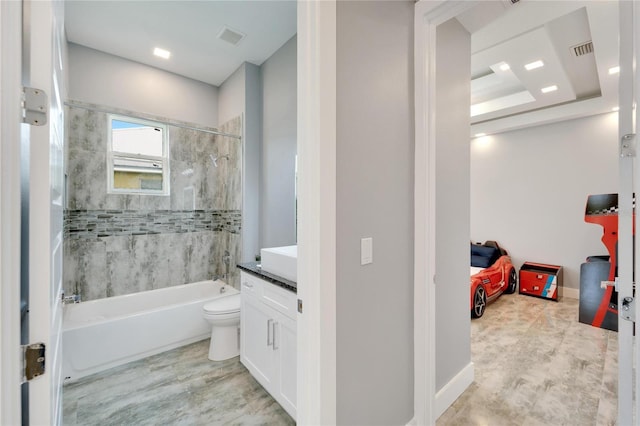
65, 1, 618, 136
458, 1, 619, 136
65, 1, 297, 87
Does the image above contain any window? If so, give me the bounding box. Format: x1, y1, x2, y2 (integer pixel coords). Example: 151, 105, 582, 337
108, 114, 169, 195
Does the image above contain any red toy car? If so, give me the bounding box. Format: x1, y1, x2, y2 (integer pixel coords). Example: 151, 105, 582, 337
470, 241, 517, 318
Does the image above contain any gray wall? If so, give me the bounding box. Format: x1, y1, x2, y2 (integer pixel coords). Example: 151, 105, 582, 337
218, 63, 246, 126
435, 18, 471, 392
63, 104, 243, 301
244, 64, 262, 260
217, 36, 297, 257
260, 36, 297, 248
336, 2, 414, 424
68, 43, 219, 128
218, 63, 263, 262
471, 112, 619, 291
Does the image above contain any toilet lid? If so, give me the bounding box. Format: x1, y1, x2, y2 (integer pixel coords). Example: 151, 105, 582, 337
203, 294, 241, 315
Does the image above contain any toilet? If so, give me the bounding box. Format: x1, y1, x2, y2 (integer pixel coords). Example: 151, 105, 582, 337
202, 293, 241, 361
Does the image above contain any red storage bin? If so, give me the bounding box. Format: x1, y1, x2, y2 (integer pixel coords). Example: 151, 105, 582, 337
519, 262, 563, 301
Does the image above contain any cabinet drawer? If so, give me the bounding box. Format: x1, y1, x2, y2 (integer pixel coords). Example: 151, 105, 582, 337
240, 271, 297, 319
263, 282, 297, 320
519, 262, 562, 301
241, 272, 263, 298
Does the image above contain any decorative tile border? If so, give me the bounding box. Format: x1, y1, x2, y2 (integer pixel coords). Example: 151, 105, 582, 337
64, 209, 242, 240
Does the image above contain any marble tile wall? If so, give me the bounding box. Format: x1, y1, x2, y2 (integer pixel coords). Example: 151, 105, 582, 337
64, 102, 243, 301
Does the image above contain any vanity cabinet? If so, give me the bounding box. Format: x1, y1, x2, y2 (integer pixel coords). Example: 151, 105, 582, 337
240, 271, 297, 419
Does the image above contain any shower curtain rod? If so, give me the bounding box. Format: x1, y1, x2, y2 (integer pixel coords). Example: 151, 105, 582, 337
64, 101, 242, 140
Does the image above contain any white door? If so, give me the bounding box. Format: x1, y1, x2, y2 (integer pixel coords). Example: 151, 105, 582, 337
22, 1, 66, 424
241, 294, 276, 389
618, 1, 640, 424
275, 314, 297, 418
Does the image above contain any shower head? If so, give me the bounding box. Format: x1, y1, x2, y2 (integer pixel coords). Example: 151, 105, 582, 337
210, 154, 230, 168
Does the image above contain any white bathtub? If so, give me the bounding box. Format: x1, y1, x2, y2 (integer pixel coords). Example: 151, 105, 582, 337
62, 279, 237, 382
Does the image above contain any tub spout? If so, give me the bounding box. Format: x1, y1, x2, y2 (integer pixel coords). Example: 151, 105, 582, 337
62, 293, 81, 304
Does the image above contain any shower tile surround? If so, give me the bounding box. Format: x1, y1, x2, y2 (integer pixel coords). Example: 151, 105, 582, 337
64, 102, 242, 301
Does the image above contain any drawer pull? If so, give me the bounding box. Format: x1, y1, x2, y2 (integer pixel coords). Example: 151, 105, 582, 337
243, 281, 254, 288
273, 321, 279, 350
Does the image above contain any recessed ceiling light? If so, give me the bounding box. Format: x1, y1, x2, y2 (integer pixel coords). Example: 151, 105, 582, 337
541, 85, 558, 94
609, 66, 620, 75
499, 63, 510, 71
153, 47, 171, 59
525, 60, 544, 71
474, 133, 487, 138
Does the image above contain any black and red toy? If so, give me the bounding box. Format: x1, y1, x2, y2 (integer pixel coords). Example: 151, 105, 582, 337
580, 194, 626, 332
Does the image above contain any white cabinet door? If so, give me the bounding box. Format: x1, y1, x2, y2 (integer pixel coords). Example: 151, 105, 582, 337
240, 272, 297, 420
241, 294, 275, 390
275, 314, 297, 419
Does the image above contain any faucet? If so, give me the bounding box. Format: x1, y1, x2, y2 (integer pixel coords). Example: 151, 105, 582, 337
62, 293, 81, 304
212, 250, 232, 284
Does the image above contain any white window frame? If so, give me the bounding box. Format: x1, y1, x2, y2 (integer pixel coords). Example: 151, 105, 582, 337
107, 113, 170, 196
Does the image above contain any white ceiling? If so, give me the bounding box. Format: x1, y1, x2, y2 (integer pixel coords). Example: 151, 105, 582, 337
65, 1, 297, 87
457, 1, 619, 136
65, 0, 618, 136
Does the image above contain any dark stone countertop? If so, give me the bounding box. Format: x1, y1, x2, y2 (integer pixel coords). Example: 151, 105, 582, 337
237, 261, 297, 293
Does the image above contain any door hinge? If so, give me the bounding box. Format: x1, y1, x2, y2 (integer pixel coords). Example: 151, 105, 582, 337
21, 87, 48, 126
297, 298, 303, 313
621, 296, 635, 322
20, 343, 45, 383
620, 133, 636, 158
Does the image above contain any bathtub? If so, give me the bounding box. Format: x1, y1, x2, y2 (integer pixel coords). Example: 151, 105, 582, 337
62, 279, 237, 382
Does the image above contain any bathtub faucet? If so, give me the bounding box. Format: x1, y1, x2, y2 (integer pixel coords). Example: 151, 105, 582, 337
62, 293, 81, 304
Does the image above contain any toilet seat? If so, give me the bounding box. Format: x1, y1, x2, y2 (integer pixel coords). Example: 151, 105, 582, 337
203, 294, 241, 315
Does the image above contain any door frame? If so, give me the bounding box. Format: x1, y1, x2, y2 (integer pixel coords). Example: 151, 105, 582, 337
296, 1, 337, 425
617, 1, 637, 424
413, 1, 478, 424
0, 0, 24, 424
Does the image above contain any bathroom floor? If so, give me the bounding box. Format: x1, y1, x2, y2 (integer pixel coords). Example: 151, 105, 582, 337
62, 340, 295, 426
437, 293, 617, 426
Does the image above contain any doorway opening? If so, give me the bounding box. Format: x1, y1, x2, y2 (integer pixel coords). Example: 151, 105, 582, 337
416, 1, 621, 423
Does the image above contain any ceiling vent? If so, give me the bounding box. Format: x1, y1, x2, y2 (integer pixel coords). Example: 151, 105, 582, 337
572, 41, 594, 57
217, 26, 246, 46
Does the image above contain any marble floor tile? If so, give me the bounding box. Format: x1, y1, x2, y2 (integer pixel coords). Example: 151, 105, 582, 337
62, 339, 294, 426
438, 294, 617, 426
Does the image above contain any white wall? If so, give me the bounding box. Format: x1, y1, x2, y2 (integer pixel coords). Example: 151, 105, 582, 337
260, 36, 297, 248
67, 43, 219, 128
470, 112, 619, 291
435, 17, 472, 394
336, 2, 414, 424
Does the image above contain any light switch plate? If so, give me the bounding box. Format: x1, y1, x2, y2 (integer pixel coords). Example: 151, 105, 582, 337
361, 237, 373, 265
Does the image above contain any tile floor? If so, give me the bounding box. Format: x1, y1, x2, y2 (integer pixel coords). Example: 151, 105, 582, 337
62, 340, 295, 426
437, 293, 617, 426
63, 293, 616, 426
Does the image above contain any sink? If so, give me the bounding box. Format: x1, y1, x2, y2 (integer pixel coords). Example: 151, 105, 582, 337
260, 245, 297, 282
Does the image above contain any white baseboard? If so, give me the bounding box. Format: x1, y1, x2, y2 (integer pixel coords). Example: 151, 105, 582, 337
562, 287, 580, 300
435, 361, 474, 419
